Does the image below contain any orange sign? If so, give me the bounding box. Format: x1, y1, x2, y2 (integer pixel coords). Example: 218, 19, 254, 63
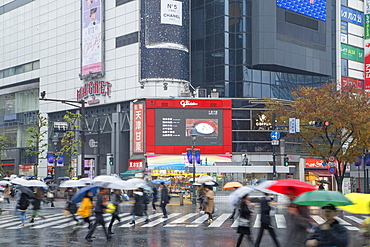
133, 103, 144, 153
305, 158, 325, 169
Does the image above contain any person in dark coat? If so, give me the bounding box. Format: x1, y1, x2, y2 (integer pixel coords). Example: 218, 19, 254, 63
30, 187, 45, 223
65, 188, 79, 225
236, 194, 254, 247
152, 187, 158, 213
254, 193, 280, 247
159, 182, 169, 218
305, 204, 349, 247
85, 187, 111, 242
129, 189, 149, 225
108, 189, 122, 234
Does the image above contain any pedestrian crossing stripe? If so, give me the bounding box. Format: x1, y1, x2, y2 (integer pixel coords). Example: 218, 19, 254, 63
0, 212, 364, 230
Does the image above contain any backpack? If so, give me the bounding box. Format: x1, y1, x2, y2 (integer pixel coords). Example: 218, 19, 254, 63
167, 194, 171, 202
143, 193, 150, 205
18, 193, 30, 210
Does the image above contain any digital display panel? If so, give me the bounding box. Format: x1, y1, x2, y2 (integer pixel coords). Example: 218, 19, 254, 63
155, 109, 223, 146
277, 0, 326, 21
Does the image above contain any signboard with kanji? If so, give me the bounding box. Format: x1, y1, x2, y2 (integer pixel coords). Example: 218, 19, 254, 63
133, 103, 145, 153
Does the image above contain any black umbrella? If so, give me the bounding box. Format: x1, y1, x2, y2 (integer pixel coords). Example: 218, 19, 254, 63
15, 185, 35, 198
318, 180, 331, 184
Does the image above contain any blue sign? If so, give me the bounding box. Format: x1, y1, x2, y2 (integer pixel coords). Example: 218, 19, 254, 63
329, 167, 336, 174
341, 6, 364, 26
322, 162, 327, 167
270, 131, 280, 140
277, 0, 326, 22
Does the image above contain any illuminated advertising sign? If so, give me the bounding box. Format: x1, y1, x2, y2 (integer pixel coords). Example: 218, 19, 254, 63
365, 41, 370, 90
133, 103, 145, 154
341, 21, 348, 44
341, 77, 364, 91
366, 15, 370, 39
81, 0, 104, 77
277, 0, 326, 21
128, 160, 144, 170
341, 44, 364, 63
341, 6, 364, 26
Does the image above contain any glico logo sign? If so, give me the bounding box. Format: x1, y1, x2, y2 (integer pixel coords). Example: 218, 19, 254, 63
180, 100, 198, 107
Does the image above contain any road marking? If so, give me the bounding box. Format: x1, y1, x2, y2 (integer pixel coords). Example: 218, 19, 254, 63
119, 213, 162, 227
208, 213, 231, 227
231, 217, 239, 227
344, 226, 359, 231
142, 213, 181, 227
3, 214, 64, 229
253, 214, 261, 228
311, 215, 325, 225
185, 214, 208, 227
345, 216, 364, 224
334, 216, 351, 225
275, 214, 286, 228
164, 213, 198, 227
31, 216, 76, 229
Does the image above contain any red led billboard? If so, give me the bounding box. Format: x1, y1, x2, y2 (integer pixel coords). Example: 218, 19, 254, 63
145, 99, 232, 155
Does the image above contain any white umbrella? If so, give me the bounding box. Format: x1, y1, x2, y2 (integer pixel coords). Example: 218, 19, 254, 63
125, 178, 146, 190
60, 180, 86, 188
229, 186, 254, 206
107, 180, 130, 190
0, 181, 11, 186
197, 175, 214, 184
254, 180, 281, 195
27, 180, 48, 189
92, 175, 121, 186
79, 178, 93, 184
10, 177, 30, 186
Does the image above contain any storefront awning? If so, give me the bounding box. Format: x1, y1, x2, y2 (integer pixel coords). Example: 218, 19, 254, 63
119, 169, 143, 177
307, 169, 332, 177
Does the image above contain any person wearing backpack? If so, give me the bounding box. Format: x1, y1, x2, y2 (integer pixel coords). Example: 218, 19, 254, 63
107, 189, 122, 235
17, 192, 30, 227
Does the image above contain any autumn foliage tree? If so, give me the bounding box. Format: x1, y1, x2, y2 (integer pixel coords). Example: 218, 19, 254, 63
266, 83, 370, 192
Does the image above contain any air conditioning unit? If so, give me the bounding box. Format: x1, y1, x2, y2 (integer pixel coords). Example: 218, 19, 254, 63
197, 88, 207, 98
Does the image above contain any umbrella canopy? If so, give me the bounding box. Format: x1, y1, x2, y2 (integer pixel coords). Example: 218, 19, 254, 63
229, 186, 254, 206
57, 177, 70, 180
197, 175, 214, 184
254, 181, 281, 195
47, 183, 59, 187
192, 182, 202, 186
27, 180, 48, 189
59, 180, 86, 188
0, 186, 4, 191
152, 179, 170, 185
11, 178, 30, 186
138, 184, 153, 193
264, 179, 317, 196
92, 175, 121, 186
338, 193, 370, 214
204, 181, 219, 186
318, 180, 331, 184
107, 180, 131, 190
72, 185, 99, 203
79, 178, 93, 185
223, 182, 243, 189
15, 185, 36, 198
0, 180, 11, 186
293, 190, 354, 207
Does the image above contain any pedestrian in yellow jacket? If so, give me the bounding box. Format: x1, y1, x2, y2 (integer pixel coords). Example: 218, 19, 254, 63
77, 191, 94, 228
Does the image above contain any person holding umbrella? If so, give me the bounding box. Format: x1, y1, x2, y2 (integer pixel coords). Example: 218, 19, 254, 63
130, 188, 149, 225
203, 185, 214, 222
77, 190, 94, 229
30, 187, 46, 223
65, 188, 79, 225
305, 204, 349, 247
159, 182, 170, 218
3, 184, 10, 204
107, 189, 122, 234
236, 194, 254, 247
16, 190, 31, 227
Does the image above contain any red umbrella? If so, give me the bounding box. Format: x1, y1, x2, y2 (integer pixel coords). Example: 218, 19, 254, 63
265, 179, 317, 196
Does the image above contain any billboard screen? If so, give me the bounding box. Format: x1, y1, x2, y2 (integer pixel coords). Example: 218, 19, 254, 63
277, 0, 326, 21
81, 0, 104, 77
155, 109, 223, 146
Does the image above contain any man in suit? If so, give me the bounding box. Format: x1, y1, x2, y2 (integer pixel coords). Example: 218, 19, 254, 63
159, 182, 169, 218
254, 193, 280, 247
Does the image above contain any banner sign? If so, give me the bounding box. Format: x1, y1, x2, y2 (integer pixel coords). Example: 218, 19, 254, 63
81, 0, 104, 77
365, 15, 370, 39
341, 6, 364, 26
341, 21, 348, 43
133, 103, 145, 153
341, 44, 364, 63
365, 40, 370, 89
161, 0, 182, 26
128, 160, 144, 170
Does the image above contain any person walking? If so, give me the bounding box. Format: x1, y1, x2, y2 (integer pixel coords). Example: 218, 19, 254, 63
305, 204, 349, 247
84, 187, 111, 242
152, 187, 158, 213
197, 184, 205, 213
107, 189, 122, 234
284, 188, 310, 247
159, 182, 169, 218
254, 193, 280, 247
236, 194, 254, 247
203, 185, 214, 222
77, 190, 94, 229
4, 185, 10, 204
16, 192, 30, 227
230, 186, 241, 220
30, 187, 46, 223
65, 188, 79, 225
130, 189, 149, 225
46, 189, 55, 207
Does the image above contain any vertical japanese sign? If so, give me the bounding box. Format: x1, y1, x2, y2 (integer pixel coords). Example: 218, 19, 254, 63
133, 103, 145, 153
81, 0, 104, 77
365, 14, 370, 90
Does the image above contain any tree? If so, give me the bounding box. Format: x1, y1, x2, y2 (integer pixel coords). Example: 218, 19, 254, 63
266, 83, 370, 192
59, 111, 82, 178
0, 136, 8, 176
26, 113, 48, 177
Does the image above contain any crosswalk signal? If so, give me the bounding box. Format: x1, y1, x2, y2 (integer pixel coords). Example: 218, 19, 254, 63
284, 157, 289, 166
315, 121, 331, 127
109, 157, 114, 166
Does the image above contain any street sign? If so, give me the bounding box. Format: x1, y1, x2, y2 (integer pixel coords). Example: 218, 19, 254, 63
271, 140, 279, 145
328, 167, 336, 174
328, 155, 335, 162
295, 118, 300, 133
289, 118, 296, 133
328, 162, 336, 168
270, 130, 280, 140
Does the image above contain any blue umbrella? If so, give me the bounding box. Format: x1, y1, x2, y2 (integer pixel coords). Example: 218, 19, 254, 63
72, 185, 99, 204
152, 179, 170, 185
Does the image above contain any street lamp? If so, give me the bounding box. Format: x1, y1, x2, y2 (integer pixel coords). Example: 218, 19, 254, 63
190, 127, 198, 205
51, 134, 59, 179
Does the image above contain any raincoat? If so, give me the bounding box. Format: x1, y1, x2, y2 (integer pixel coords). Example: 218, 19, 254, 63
77, 197, 94, 218
203, 189, 214, 214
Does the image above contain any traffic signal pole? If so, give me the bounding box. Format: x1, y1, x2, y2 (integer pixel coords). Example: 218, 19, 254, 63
272, 113, 277, 180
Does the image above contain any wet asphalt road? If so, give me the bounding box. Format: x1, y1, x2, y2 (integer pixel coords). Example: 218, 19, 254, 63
0, 198, 366, 247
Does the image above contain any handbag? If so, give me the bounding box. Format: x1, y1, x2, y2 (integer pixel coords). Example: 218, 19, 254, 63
238, 217, 250, 227
106, 202, 116, 214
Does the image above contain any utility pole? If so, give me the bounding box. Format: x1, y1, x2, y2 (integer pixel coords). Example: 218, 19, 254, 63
272, 113, 277, 180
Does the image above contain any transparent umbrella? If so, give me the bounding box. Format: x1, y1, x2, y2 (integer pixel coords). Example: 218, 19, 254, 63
59, 180, 86, 188
229, 186, 254, 206
10, 178, 30, 186
92, 175, 121, 186
27, 180, 48, 189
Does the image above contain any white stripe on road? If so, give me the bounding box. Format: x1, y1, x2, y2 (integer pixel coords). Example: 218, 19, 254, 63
334, 216, 351, 225
208, 213, 231, 228
275, 214, 286, 228
31, 214, 82, 229
311, 215, 325, 225
253, 214, 261, 228
231, 217, 239, 228
345, 216, 364, 224
164, 213, 198, 227
119, 213, 162, 227
3, 214, 63, 229
185, 214, 208, 227
142, 213, 181, 227
344, 226, 359, 231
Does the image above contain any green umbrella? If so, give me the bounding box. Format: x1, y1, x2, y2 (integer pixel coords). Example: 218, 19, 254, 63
293, 190, 354, 207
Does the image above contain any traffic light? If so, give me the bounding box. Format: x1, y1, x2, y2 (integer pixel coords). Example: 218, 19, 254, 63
284, 157, 289, 166
315, 121, 331, 127
109, 157, 114, 166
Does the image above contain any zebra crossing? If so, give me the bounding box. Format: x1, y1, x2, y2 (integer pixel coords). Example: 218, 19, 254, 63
0, 212, 365, 230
